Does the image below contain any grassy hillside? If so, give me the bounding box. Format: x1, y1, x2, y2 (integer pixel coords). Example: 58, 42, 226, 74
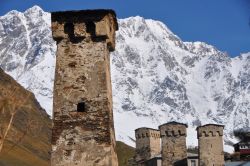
116, 141, 135, 166
0, 68, 51, 166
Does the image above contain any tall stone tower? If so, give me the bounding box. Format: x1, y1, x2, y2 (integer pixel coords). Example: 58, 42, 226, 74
51, 10, 118, 166
197, 124, 224, 166
159, 122, 187, 166
135, 127, 161, 165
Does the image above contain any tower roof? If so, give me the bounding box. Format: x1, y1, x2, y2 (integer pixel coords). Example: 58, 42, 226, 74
158, 121, 188, 128
51, 9, 118, 30
135, 127, 159, 132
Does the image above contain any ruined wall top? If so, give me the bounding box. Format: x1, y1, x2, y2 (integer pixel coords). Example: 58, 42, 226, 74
159, 121, 188, 137
135, 127, 160, 139
197, 124, 224, 138
51, 9, 118, 51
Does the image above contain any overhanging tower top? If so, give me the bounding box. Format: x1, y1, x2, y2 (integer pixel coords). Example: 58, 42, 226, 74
51, 9, 118, 27
51, 9, 118, 51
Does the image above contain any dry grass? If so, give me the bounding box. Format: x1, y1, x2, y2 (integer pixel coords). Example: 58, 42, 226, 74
0, 140, 49, 166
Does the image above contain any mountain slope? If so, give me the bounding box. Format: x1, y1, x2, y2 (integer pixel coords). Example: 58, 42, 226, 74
112, 17, 250, 151
0, 68, 51, 166
0, 6, 249, 152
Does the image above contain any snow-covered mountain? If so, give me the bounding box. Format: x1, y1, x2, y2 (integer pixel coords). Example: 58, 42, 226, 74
0, 6, 249, 152
0, 6, 55, 113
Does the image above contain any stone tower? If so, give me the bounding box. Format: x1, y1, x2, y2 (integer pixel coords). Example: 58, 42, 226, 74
51, 10, 118, 166
135, 127, 161, 165
197, 124, 224, 166
159, 122, 188, 166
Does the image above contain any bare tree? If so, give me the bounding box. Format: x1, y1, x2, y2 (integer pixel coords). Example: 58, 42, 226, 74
0, 87, 32, 153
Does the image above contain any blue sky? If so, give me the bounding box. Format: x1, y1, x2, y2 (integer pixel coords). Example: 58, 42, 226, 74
1, 0, 250, 57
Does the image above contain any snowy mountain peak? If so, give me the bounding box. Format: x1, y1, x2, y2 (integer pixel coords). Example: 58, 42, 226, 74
0, 6, 249, 152
2, 5, 44, 19
118, 16, 187, 53
24, 5, 44, 14
184, 41, 224, 56
1, 9, 22, 20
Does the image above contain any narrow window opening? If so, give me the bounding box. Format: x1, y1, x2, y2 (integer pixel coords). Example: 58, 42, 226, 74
64, 22, 74, 36
77, 102, 85, 112
86, 21, 96, 36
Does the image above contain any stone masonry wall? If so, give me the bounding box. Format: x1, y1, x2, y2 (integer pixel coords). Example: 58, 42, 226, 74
135, 128, 161, 165
159, 122, 187, 166
197, 124, 224, 166
51, 10, 118, 166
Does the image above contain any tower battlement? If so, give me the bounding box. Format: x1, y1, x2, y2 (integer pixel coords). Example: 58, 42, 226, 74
51, 9, 118, 51
197, 124, 224, 138
135, 128, 161, 139
159, 121, 187, 137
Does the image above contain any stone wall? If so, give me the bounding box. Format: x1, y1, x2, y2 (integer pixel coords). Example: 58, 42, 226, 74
159, 122, 187, 166
135, 128, 161, 164
197, 124, 224, 166
51, 10, 118, 166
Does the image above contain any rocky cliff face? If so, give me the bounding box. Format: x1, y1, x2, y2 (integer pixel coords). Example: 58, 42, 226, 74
0, 68, 51, 166
0, 6, 249, 152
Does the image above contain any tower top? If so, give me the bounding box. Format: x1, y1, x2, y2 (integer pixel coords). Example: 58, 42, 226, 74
196, 124, 224, 130
135, 127, 159, 132
159, 121, 187, 137
51, 9, 118, 51
51, 9, 118, 27
135, 127, 160, 139
197, 124, 224, 138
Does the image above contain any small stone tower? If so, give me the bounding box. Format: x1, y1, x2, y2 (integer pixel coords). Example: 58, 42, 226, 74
159, 122, 188, 166
197, 124, 224, 166
135, 127, 161, 164
51, 10, 118, 166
